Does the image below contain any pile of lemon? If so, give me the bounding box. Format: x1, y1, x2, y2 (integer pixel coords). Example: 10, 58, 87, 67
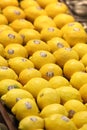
0, 0, 87, 130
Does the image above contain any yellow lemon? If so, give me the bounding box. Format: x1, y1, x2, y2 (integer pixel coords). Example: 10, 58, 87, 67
72, 111, 87, 128
0, 24, 13, 33
0, 14, 8, 25
53, 47, 79, 68
2, 6, 25, 23
0, 0, 18, 9
0, 44, 5, 57
24, 5, 47, 22
45, 2, 68, 18
63, 59, 85, 80
64, 99, 87, 118
34, 15, 56, 32
70, 71, 87, 90
18, 115, 44, 130
37, 88, 60, 110
0, 79, 23, 96
49, 76, 70, 89
39, 63, 62, 80
40, 103, 68, 118
29, 50, 56, 69
72, 43, 87, 59
0, 55, 8, 66
45, 114, 78, 130
47, 37, 70, 53
0, 66, 18, 81
23, 77, 51, 98
1, 89, 34, 108
18, 68, 42, 85
80, 53, 87, 66
0, 29, 23, 47
9, 19, 34, 32
4, 43, 28, 59
8, 56, 34, 75
40, 26, 62, 42
53, 13, 75, 29
11, 98, 39, 121
25, 39, 50, 56
19, 28, 41, 44
56, 86, 82, 104
79, 124, 87, 130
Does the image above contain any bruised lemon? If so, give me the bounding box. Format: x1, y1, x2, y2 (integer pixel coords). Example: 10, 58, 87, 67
37, 87, 60, 110
11, 98, 39, 121
29, 50, 56, 69
8, 56, 34, 75
1, 89, 34, 108
25, 39, 50, 56
0, 55, 8, 66
39, 63, 62, 80
0, 14, 8, 25
18, 68, 42, 85
18, 115, 44, 130
4, 43, 28, 59
0, 79, 23, 96
23, 77, 51, 98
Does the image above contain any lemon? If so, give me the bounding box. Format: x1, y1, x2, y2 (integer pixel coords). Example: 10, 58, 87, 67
0, 24, 13, 33
72, 111, 87, 128
25, 39, 50, 56
2, 6, 25, 23
72, 43, 87, 59
70, 71, 87, 90
0, 66, 18, 81
34, 15, 56, 32
45, 114, 78, 130
18, 68, 42, 85
8, 56, 34, 75
63, 59, 85, 79
39, 63, 62, 80
19, 28, 41, 44
1, 89, 34, 108
53, 13, 75, 29
56, 86, 82, 104
0, 0, 18, 9
0, 44, 5, 57
9, 19, 34, 32
80, 53, 87, 66
0, 79, 23, 96
23, 77, 51, 98
4, 43, 28, 59
79, 124, 87, 130
20, 0, 39, 9
64, 99, 87, 118
0, 55, 8, 67
24, 5, 47, 22
0, 14, 8, 25
0, 29, 23, 47
18, 115, 44, 130
29, 50, 56, 69
36, 0, 58, 8
45, 2, 68, 18
11, 98, 39, 121
37, 88, 60, 110
40, 103, 68, 118
40, 26, 62, 42
47, 37, 70, 53
49, 76, 70, 89
53, 47, 79, 68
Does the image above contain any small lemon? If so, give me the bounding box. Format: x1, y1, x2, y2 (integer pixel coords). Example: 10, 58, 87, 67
80, 53, 87, 66
0, 14, 8, 25
0, 79, 23, 96
23, 77, 51, 98
1, 89, 34, 108
29, 50, 56, 69
0, 55, 8, 67
47, 37, 70, 53
8, 56, 34, 75
0, 44, 5, 57
70, 71, 87, 90
37, 88, 60, 110
11, 98, 39, 121
18, 68, 42, 85
4, 43, 28, 59
40, 103, 68, 118
25, 39, 50, 56
49, 76, 70, 89
39, 63, 62, 80
0, 25, 13, 33
18, 115, 44, 130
